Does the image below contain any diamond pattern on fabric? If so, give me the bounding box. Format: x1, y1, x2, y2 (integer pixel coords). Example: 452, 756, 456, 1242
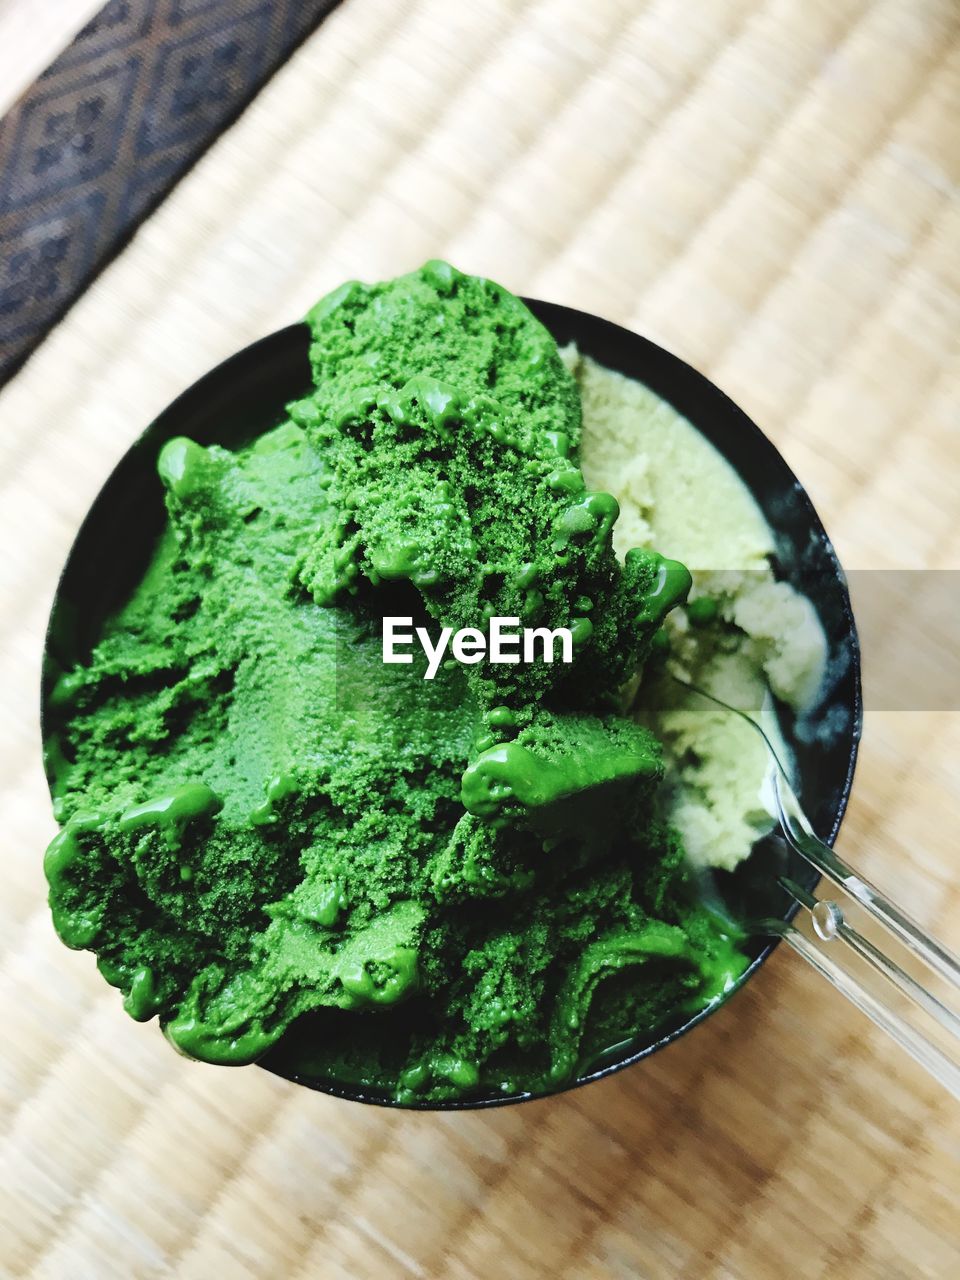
0, 0, 342, 384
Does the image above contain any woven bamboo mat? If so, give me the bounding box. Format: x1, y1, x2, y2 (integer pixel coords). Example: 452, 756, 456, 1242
2, 1, 959, 1276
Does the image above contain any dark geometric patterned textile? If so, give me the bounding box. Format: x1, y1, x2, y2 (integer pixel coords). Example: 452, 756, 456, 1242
0, 0, 342, 385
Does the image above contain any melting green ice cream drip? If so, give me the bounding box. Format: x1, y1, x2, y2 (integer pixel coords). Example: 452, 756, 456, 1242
44, 262, 746, 1102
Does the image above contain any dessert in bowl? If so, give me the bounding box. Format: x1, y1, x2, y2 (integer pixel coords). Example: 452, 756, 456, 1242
41, 264, 860, 1106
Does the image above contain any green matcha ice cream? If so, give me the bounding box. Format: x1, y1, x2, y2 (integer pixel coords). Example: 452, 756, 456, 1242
44, 263, 752, 1103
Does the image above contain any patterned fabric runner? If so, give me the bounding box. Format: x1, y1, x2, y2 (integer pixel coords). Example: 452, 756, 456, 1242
0, 0, 341, 386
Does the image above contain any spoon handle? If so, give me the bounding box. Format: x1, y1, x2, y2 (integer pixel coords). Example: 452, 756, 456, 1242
763, 902, 960, 1101
769, 776, 960, 1098
671, 675, 960, 1096
773, 771, 960, 990
769, 746, 960, 1100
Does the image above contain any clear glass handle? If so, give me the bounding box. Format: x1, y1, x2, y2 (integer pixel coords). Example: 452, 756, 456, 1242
768, 771, 960, 1100
773, 772, 960, 992
673, 675, 960, 1100
764, 907, 960, 1100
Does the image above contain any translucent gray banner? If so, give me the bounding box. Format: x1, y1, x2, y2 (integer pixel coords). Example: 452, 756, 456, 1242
332, 570, 960, 713
845, 570, 960, 712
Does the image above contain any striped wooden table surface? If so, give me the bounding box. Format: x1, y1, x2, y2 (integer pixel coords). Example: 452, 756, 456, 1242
1, 1, 958, 1276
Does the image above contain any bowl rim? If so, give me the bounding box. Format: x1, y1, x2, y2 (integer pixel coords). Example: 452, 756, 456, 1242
40, 300, 862, 1111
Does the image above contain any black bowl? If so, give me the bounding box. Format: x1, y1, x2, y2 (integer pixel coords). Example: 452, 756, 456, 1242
41, 301, 862, 1109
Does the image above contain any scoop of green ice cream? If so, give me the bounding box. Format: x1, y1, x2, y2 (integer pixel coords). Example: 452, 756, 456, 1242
293, 262, 689, 707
